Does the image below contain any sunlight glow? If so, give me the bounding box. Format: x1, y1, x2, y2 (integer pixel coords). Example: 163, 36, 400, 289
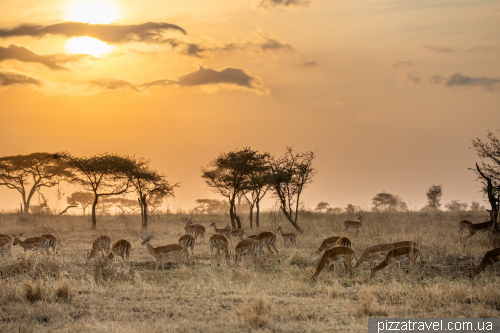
65, 0, 120, 24
65, 37, 114, 57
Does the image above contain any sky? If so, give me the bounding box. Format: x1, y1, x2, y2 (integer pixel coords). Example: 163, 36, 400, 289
0, 0, 499, 213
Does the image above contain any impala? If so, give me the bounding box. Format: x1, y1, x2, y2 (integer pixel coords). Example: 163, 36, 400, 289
390, 241, 419, 249
229, 225, 245, 240
234, 238, 259, 266
245, 234, 259, 240
107, 239, 131, 262
355, 243, 396, 268
335, 236, 351, 247
209, 234, 230, 265
0, 236, 11, 254
458, 220, 472, 234
469, 247, 500, 280
209, 221, 232, 238
87, 235, 112, 260
276, 225, 297, 246
343, 215, 364, 232
370, 246, 422, 281
141, 233, 188, 269
183, 218, 206, 244
178, 234, 195, 255
464, 209, 498, 247
317, 236, 341, 254
255, 232, 279, 260
310, 246, 355, 280
0, 234, 11, 240
12, 234, 51, 254
41, 234, 58, 254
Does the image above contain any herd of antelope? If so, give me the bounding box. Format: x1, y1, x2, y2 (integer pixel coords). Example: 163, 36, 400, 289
1, 212, 499, 282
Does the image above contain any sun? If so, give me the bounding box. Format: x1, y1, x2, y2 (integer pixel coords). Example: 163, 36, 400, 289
64, 0, 121, 57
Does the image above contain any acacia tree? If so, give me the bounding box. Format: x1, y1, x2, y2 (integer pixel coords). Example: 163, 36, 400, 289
0, 153, 73, 217
372, 192, 407, 211
242, 161, 272, 229
201, 147, 268, 229
67, 191, 94, 215
126, 159, 178, 230
268, 147, 316, 233
315, 202, 330, 213
426, 184, 443, 209
56, 152, 135, 230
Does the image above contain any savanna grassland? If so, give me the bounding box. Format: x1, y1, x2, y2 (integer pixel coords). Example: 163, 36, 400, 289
0, 210, 499, 333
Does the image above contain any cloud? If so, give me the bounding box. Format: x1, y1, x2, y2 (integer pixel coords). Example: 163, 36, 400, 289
301, 60, 318, 67
88, 78, 141, 93
392, 61, 414, 68
0, 44, 93, 70
406, 72, 421, 83
0, 22, 186, 44
0, 68, 42, 86
257, 33, 293, 51
467, 45, 496, 53
422, 45, 452, 53
255, 0, 311, 11
430, 73, 500, 91
141, 66, 269, 94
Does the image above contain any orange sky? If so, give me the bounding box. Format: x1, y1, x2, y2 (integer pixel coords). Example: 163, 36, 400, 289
1, 0, 500, 212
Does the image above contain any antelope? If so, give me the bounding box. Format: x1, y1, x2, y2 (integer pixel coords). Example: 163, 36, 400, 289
370, 246, 422, 281
310, 246, 356, 280
209, 234, 230, 265
336, 236, 351, 247
141, 233, 188, 269
355, 243, 396, 268
87, 235, 112, 260
12, 234, 51, 255
464, 209, 497, 247
183, 218, 206, 244
107, 239, 131, 262
469, 247, 500, 280
459, 220, 472, 233
317, 236, 341, 254
276, 225, 297, 246
255, 232, 279, 260
0, 236, 12, 254
0, 234, 12, 240
390, 241, 419, 249
343, 215, 364, 232
40, 234, 58, 254
234, 238, 259, 266
209, 221, 232, 238
245, 234, 258, 240
178, 234, 195, 255
229, 225, 245, 241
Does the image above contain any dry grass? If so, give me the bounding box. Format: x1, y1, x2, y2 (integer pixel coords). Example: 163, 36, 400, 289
0, 210, 499, 332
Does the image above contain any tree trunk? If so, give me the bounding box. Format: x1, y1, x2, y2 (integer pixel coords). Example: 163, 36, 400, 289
23, 200, 30, 217
141, 195, 148, 230
255, 200, 260, 228
20, 203, 23, 214
476, 164, 500, 235
249, 205, 254, 229
91, 195, 99, 230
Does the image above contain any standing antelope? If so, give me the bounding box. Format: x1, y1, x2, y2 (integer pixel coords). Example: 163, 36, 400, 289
183, 218, 206, 244
209, 221, 232, 238
0, 236, 12, 254
12, 234, 51, 255
141, 233, 188, 270
40, 234, 58, 254
343, 215, 364, 232
209, 234, 230, 265
107, 239, 131, 262
310, 246, 355, 280
234, 238, 259, 266
370, 246, 422, 281
469, 247, 500, 280
335, 236, 351, 247
464, 209, 497, 247
87, 235, 112, 260
317, 236, 341, 254
355, 243, 396, 268
255, 232, 279, 260
276, 225, 297, 246
178, 234, 195, 255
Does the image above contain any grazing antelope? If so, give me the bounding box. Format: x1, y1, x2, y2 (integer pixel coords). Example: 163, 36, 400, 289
390, 241, 419, 249
234, 238, 259, 266
0, 236, 12, 254
0, 234, 12, 240
459, 220, 472, 234
310, 246, 356, 280
183, 218, 206, 244
370, 246, 422, 281
276, 225, 297, 246
245, 234, 258, 240
469, 247, 500, 280
87, 235, 112, 260
178, 234, 195, 255
40, 234, 58, 254
107, 239, 131, 262
335, 236, 351, 247
12, 234, 51, 255
464, 209, 497, 247
209, 221, 232, 238
343, 215, 364, 232
229, 225, 245, 241
355, 243, 396, 268
141, 233, 188, 270
255, 232, 279, 260
317, 236, 341, 254
209, 234, 230, 265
